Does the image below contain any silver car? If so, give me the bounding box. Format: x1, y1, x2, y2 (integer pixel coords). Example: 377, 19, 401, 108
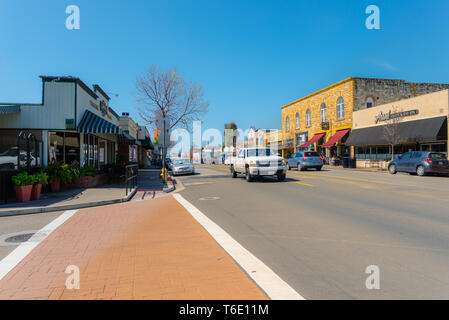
171, 158, 195, 176
287, 151, 323, 171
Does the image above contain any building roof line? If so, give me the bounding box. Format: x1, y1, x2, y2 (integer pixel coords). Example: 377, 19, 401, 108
281, 77, 355, 110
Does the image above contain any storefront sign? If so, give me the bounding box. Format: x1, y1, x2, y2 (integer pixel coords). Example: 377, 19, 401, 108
321, 122, 330, 130
375, 109, 419, 124
99, 100, 108, 116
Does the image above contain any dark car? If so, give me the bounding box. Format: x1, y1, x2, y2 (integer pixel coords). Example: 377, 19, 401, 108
287, 151, 323, 171
388, 151, 449, 176
165, 157, 172, 170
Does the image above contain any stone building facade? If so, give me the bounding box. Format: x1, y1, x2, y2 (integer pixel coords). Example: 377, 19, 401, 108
281, 77, 449, 158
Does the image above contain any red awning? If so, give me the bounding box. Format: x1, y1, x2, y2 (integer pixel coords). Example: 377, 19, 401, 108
299, 133, 325, 148
321, 129, 350, 148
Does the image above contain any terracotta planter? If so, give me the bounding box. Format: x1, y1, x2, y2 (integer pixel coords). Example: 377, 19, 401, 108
86, 176, 95, 187
14, 185, 33, 202
31, 184, 42, 200
50, 179, 61, 192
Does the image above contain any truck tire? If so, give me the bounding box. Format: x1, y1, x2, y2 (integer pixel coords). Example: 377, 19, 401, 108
231, 165, 237, 178
245, 167, 253, 182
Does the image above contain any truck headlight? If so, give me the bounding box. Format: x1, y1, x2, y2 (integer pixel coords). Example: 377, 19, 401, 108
278, 160, 286, 166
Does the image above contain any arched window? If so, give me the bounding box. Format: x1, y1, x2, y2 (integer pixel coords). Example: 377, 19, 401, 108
366, 97, 375, 108
320, 103, 327, 123
306, 109, 311, 127
337, 97, 344, 119
286, 116, 290, 132
295, 113, 300, 129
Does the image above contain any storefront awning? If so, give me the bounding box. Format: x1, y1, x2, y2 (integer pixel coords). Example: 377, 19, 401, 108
299, 133, 325, 148
77, 110, 120, 134
139, 137, 154, 149
346, 116, 447, 146
0, 104, 21, 114
118, 131, 137, 145
322, 129, 350, 148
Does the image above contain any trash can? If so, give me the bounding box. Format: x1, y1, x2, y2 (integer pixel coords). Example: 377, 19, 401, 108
349, 158, 357, 168
342, 155, 349, 168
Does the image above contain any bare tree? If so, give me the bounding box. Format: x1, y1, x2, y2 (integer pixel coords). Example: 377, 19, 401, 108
136, 66, 209, 131
382, 106, 404, 161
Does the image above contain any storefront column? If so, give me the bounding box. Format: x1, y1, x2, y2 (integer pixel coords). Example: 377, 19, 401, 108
80, 134, 85, 167
42, 130, 48, 167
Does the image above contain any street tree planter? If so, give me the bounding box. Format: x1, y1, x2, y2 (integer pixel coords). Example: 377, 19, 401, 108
31, 184, 42, 200
14, 185, 33, 203
50, 179, 61, 192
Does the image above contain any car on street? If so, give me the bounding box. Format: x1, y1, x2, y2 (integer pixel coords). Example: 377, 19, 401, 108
230, 148, 286, 182
0, 147, 40, 170
165, 157, 172, 170
388, 151, 449, 176
286, 151, 323, 171
171, 158, 195, 176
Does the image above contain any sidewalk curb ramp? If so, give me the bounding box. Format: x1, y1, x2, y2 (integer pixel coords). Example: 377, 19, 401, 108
0, 188, 138, 217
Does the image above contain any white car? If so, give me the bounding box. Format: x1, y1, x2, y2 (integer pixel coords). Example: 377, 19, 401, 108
230, 148, 286, 182
0, 147, 39, 170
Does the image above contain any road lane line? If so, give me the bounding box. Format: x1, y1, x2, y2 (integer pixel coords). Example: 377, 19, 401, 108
290, 181, 314, 187
201, 166, 229, 172
173, 193, 305, 300
292, 171, 387, 184
0, 210, 78, 281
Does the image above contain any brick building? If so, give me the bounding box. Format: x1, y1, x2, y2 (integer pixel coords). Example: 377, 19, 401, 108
281, 77, 449, 158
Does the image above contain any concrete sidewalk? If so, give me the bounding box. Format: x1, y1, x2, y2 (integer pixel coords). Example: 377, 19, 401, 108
0, 185, 137, 217
0, 197, 267, 300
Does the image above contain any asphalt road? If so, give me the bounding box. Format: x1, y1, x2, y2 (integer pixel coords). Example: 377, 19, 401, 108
0, 211, 66, 261
176, 165, 449, 299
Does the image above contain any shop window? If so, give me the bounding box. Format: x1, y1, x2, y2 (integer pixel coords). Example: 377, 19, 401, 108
286, 116, 290, 132
306, 109, 311, 127
48, 132, 64, 163
320, 103, 327, 123
295, 113, 300, 129
337, 97, 344, 119
64, 133, 80, 165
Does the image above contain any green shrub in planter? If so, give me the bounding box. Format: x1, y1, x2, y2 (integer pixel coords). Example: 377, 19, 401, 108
32, 172, 48, 186
12, 172, 34, 186
46, 162, 73, 184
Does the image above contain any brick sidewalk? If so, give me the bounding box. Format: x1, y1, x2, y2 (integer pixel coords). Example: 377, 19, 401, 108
0, 197, 267, 300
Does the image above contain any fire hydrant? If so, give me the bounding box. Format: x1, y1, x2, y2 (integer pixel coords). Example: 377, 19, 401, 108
160, 168, 168, 183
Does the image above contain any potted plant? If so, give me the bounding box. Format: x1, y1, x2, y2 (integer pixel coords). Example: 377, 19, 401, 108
12, 172, 34, 202
46, 162, 72, 192
31, 171, 48, 200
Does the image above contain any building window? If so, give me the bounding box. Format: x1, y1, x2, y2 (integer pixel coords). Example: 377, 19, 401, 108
295, 113, 300, 129
337, 97, 344, 119
286, 116, 290, 132
320, 103, 327, 123
306, 109, 311, 127
366, 97, 375, 108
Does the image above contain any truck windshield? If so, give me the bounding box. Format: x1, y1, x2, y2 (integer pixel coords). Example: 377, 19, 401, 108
247, 149, 273, 157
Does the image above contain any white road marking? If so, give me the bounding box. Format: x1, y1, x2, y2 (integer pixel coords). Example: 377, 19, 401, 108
173, 193, 305, 300
0, 210, 78, 281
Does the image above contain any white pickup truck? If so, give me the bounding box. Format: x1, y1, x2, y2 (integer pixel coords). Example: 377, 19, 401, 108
230, 148, 287, 182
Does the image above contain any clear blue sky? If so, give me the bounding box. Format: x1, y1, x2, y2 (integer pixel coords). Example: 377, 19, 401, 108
1, 0, 449, 133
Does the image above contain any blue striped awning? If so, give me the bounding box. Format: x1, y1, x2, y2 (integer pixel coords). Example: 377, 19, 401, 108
77, 110, 120, 134
0, 104, 21, 114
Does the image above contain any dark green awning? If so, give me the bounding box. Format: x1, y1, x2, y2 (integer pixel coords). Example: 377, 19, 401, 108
139, 137, 154, 149
77, 110, 120, 134
346, 116, 447, 146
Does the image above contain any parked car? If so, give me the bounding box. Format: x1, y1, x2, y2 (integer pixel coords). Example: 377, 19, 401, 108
230, 148, 286, 182
171, 158, 195, 176
287, 151, 323, 171
165, 157, 172, 170
388, 151, 449, 176
0, 147, 39, 170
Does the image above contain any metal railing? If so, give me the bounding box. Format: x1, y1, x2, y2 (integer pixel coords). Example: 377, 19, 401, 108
125, 164, 138, 196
